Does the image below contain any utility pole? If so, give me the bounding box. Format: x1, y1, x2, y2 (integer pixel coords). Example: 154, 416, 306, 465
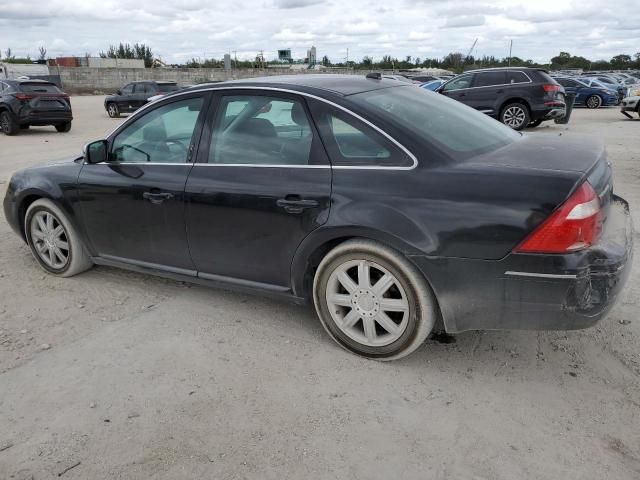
508, 40, 513, 67
345, 48, 349, 66
233, 50, 237, 69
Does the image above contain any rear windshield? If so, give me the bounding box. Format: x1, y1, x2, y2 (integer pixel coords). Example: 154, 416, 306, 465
350, 86, 520, 161
157, 83, 179, 93
19, 83, 61, 93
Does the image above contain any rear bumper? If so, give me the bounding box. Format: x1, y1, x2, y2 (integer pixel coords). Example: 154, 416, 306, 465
620, 97, 639, 112
411, 196, 633, 333
531, 105, 566, 121
19, 111, 72, 126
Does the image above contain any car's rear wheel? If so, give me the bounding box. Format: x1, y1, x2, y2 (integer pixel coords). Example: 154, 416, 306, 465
500, 103, 530, 130
528, 119, 543, 128
586, 95, 602, 109
25, 199, 93, 277
55, 122, 72, 133
313, 239, 437, 360
106, 103, 120, 118
0, 111, 19, 135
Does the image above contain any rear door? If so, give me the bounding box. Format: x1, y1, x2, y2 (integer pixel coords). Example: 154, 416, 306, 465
184, 90, 332, 288
466, 71, 508, 115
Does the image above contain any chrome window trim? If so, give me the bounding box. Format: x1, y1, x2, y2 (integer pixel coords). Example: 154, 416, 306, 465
102, 85, 419, 171
504, 271, 577, 279
444, 70, 533, 93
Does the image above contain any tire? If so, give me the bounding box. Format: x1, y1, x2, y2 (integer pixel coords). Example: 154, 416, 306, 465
586, 95, 602, 109
106, 103, 120, 118
55, 122, 72, 133
528, 119, 543, 128
0, 110, 19, 135
313, 239, 438, 360
500, 102, 530, 131
25, 199, 93, 277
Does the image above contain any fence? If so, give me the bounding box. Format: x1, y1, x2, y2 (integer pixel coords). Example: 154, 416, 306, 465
51, 66, 361, 94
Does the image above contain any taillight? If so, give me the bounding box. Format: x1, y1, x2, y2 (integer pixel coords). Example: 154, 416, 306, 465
514, 182, 602, 254
542, 84, 561, 93
13, 93, 34, 101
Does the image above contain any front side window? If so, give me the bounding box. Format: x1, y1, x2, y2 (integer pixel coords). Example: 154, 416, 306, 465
442, 75, 473, 92
133, 83, 148, 94
121, 84, 134, 95
111, 96, 204, 163
209, 95, 313, 165
475, 72, 507, 87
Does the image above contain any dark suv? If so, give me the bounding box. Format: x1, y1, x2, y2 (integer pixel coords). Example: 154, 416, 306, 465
0, 80, 72, 135
438, 68, 566, 130
104, 81, 179, 117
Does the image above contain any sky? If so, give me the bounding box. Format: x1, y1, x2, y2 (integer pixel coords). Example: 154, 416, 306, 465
0, 0, 638, 64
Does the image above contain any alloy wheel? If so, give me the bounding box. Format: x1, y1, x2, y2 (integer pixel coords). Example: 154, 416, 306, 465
108, 104, 117, 117
30, 211, 70, 270
586, 95, 602, 109
0, 113, 9, 133
503, 106, 526, 128
325, 259, 410, 347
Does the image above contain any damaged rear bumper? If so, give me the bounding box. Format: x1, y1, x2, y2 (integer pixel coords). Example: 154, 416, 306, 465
410, 196, 633, 333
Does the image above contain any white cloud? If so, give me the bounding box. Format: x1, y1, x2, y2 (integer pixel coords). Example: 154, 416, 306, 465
0, 0, 637, 64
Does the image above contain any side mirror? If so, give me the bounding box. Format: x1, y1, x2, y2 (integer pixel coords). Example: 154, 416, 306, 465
84, 140, 108, 164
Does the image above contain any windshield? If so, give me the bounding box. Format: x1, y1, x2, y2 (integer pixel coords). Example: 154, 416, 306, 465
20, 83, 61, 93
350, 86, 521, 161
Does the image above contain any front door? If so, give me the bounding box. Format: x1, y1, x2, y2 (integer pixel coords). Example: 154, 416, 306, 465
440, 73, 474, 105
77, 93, 208, 272
184, 91, 332, 287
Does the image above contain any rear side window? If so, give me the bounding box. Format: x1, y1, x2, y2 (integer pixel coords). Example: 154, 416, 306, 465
157, 83, 178, 93
536, 70, 558, 84
19, 83, 60, 93
310, 103, 412, 167
507, 71, 529, 84
475, 72, 507, 87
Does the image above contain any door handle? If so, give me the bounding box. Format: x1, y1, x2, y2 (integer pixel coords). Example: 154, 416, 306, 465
276, 197, 319, 214
143, 191, 174, 205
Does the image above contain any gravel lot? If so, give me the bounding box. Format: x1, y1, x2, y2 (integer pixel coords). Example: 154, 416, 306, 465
1, 96, 639, 479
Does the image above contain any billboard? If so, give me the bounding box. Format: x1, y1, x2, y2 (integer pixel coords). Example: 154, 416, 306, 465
278, 49, 292, 61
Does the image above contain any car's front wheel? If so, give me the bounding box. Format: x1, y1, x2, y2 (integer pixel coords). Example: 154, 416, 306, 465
25, 199, 93, 277
0, 111, 19, 135
106, 103, 120, 118
55, 122, 72, 133
313, 239, 437, 360
586, 95, 602, 109
500, 103, 530, 130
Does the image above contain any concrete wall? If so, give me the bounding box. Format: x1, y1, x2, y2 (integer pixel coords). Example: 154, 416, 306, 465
50, 66, 360, 94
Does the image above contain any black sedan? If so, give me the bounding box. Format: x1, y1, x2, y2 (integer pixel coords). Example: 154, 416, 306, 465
3, 75, 633, 360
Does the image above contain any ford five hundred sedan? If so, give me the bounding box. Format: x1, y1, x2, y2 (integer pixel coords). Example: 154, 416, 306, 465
3, 74, 633, 360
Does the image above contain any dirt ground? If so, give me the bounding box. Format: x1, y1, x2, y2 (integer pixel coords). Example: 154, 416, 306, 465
0, 97, 639, 480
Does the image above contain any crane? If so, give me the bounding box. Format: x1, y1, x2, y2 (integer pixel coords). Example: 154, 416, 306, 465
466, 38, 478, 61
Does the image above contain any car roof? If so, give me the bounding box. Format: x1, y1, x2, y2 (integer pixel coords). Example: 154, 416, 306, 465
465, 66, 547, 73
188, 74, 404, 97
